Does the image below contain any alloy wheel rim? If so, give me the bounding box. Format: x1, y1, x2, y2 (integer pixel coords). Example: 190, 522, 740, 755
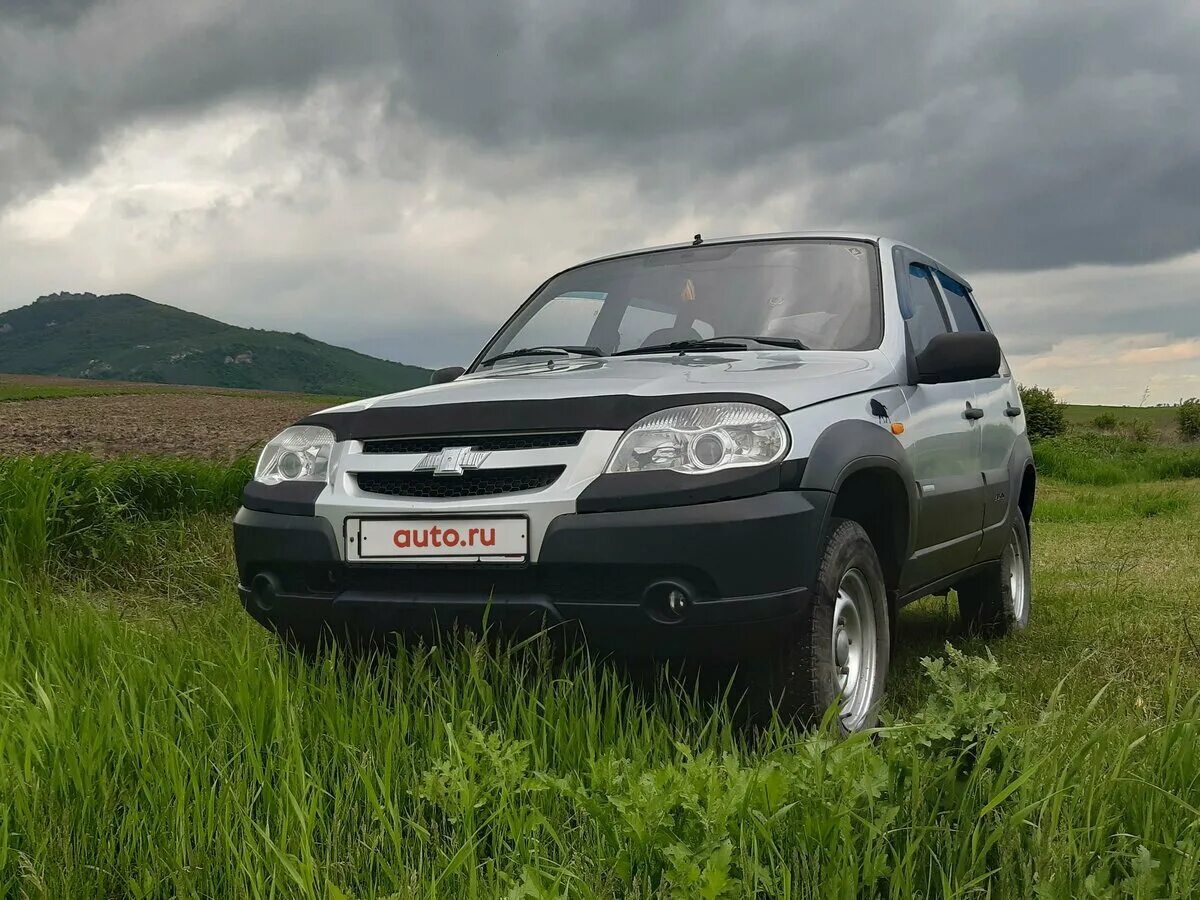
831, 567, 878, 730
1004, 527, 1027, 621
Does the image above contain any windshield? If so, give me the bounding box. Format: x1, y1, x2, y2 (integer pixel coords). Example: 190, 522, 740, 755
477, 239, 881, 368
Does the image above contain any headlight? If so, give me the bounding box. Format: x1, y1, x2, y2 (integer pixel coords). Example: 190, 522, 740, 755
255, 425, 335, 485
605, 403, 789, 475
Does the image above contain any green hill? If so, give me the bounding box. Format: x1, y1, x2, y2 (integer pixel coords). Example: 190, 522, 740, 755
0, 292, 431, 396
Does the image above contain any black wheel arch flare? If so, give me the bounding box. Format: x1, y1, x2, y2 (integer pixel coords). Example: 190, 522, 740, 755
799, 418, 920, 574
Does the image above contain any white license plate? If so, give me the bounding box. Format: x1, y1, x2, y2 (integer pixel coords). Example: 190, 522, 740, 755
353, 517, 528, 562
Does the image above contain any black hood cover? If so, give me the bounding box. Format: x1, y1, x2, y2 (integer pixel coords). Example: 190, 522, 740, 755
300, 392, 788, 440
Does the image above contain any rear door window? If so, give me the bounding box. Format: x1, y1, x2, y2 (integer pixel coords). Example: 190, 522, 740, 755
935, 272, 984, 332
903, 263, 950, 355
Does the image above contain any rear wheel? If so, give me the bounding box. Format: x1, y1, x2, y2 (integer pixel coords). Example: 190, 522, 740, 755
750, 518, 890, 732
957, 512, 1031, 635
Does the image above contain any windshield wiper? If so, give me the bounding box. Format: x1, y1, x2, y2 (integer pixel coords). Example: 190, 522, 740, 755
713, 335, 811, 351
612, 335, 810, 357
612, 338, 750, 356
479, 345, 603, 368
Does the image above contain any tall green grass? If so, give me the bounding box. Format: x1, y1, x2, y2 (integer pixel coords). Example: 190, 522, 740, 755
0, 453, 250, 579
1033, 483, 1190, 523
2, 454, 1199, 895
2, 579, 1199, 897
1034, 431, 1200, 485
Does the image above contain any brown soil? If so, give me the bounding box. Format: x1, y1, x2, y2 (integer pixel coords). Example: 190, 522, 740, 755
0, 393, 329, 460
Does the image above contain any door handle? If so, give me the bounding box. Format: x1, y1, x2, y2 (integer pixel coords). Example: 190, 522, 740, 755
1004, 403, 1022, 418
964, 403, 985, 421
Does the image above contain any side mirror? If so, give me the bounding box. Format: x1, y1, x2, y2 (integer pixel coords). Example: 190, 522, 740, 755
430, 365, 465, 385
915, 332, 1001, 384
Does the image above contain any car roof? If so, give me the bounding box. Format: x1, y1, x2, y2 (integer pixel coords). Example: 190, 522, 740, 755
577, 231, 972, 291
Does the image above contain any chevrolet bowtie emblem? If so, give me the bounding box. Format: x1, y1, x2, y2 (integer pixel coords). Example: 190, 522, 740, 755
415, 446, 491, 476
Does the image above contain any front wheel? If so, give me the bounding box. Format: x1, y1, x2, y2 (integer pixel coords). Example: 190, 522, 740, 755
750, 518, 891, 733
957, 513, 1031, 635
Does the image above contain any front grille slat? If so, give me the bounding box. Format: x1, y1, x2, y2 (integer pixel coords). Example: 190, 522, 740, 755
356, 466, 564, 499
363, 432, 583, 455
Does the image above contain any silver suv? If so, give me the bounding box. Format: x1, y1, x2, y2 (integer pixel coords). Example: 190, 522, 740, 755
234, 232, 1035, 731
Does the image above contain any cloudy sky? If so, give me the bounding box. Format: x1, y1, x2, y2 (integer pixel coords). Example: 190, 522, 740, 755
1, 0, 1198, 404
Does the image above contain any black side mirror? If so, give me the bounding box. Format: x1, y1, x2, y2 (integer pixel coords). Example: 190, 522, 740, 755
915, 332, 1001, 384
430, 366, 465, 385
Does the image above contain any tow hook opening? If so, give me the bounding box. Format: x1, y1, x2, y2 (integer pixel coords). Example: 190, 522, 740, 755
643, 580, 694, 624
250, 572, 283, 612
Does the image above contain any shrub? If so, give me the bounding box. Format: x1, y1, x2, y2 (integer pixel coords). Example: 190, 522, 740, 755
1019, 385, 1066, 441
1124, 420, 1156, 444
1092, 412, 1118, 431
1179, 398, 1200, 440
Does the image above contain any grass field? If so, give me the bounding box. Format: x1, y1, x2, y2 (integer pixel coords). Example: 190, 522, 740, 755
1062, 403, 1178, 430
1, 446, 1199, 897
0, 372, 352, 406
1061, 402, 1185, 449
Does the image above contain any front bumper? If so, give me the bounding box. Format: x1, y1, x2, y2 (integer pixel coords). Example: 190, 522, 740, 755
233, 490, 831, 656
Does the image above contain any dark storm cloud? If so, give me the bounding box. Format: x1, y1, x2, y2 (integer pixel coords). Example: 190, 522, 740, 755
0, 0, 392, 208
1, 0, 1198, 272
0, 0, 111, 28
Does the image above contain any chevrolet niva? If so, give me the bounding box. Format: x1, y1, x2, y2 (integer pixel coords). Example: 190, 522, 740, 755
234, 233, 1034, 731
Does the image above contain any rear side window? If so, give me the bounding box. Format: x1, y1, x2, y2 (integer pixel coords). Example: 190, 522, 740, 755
936, 272, 984, 332
903, 263, 950, 355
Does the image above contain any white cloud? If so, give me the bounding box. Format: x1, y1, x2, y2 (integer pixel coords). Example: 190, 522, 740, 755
1008, 331, 1200, 405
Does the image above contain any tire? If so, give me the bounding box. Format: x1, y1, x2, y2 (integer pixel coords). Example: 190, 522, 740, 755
749, 518, 891, 733
957, 512, 1031, 636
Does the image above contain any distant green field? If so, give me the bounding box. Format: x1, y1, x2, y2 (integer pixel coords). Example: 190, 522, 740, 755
0, 376, 352, 407
1063, 403, 1178, 430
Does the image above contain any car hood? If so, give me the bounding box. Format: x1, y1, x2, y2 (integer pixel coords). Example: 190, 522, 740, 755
326, 351, 900, 415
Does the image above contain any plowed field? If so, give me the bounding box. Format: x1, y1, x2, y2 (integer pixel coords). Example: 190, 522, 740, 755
0, 385, 328, 459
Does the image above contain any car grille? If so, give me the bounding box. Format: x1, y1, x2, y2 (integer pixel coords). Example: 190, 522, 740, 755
362, 432, 584, 454
355, 466, 565, 498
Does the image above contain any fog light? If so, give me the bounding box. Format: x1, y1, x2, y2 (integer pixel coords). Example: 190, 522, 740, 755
250, 572, 282, 612
643, 580, 694, 623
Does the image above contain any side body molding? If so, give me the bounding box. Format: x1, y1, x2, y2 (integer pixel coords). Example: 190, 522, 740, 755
976, 432, 1036, 562
799, 418, 921, 572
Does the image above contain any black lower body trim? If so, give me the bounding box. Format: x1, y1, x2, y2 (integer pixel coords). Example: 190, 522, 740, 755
896, 560, 998, 607
233, 490, 830, 657
242, 480, 326, 516
576, 458, 806, 513
240, 584, 808, 657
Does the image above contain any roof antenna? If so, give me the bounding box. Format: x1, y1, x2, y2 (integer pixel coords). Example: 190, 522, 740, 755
692, 233, 703, 246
